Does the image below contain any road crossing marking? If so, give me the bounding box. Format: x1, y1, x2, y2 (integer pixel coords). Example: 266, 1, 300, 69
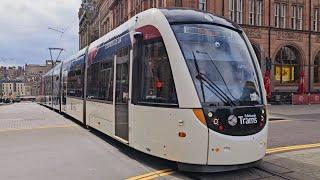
267, 143, 320, 154
126, 169, 174, 180
0, 124, 78, 133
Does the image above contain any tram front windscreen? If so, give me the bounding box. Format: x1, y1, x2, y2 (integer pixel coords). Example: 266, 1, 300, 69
172, 24, 263, 107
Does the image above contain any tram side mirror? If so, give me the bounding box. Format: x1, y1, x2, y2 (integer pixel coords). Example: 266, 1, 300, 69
134, 32, 143, 41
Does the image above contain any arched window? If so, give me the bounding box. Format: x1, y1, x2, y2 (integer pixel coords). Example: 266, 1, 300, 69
314, 52, 320, 83
275, 46, 301, 84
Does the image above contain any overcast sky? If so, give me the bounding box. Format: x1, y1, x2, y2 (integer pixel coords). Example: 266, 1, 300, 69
0, 0, 82, 67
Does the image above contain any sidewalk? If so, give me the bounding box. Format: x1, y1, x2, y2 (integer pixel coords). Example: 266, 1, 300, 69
260, 148, 320, 179
268, 104, 320, 120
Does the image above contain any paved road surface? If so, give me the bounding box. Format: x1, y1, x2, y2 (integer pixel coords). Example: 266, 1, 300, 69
0, 103, 319, 179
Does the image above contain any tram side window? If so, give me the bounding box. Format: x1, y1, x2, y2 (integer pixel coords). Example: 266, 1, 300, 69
138, 39, 178, 105
87, 56, 114, 102
67, 56, 85, 98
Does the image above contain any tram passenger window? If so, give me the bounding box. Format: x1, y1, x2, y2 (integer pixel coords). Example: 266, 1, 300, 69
138, 39, 178, 104
87, 56, 114, 102
116, 47, 130, 103
67, 56, 85, 98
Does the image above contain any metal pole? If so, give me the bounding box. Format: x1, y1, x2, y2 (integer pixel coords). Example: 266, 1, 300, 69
309, 0, 312, 93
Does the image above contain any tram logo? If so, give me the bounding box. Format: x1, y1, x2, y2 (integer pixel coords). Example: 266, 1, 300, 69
238, 114, 258, 125
227, 115, 238, 126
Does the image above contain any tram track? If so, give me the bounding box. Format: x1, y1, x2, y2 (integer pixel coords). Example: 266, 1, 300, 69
183, 166, 296, 180
253, 166, 295, 180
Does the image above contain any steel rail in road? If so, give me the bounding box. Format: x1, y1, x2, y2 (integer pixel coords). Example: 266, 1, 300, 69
126, 143, 320, 180
266, 143, 320, 154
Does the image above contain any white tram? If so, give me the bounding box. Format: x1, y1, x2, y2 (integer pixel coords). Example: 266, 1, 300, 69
39, 8, 268, 172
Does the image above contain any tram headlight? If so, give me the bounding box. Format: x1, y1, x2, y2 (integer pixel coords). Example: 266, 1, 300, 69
208, 111, 214, 118
212, 118, 219, 126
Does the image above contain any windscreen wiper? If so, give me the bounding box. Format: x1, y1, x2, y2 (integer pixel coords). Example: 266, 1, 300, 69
195, 50, 240, 104
192, 51, 206, 103
196, 72, 236, 106
192, 51, 235, 106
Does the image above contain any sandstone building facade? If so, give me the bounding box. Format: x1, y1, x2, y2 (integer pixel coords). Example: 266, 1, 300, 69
24, 60, 55, 96
0, 80, 27, 99
79, 0, 320, 102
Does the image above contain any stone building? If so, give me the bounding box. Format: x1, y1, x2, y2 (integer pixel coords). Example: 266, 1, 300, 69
0, 79, 26, 99
24, 60, 55, 96
1, 82, 14, 98
79, 0, 320, 102
15, 83, 27, 97
0, 66, 24, 80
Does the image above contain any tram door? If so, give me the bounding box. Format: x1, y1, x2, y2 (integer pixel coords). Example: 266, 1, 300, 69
115, 47, 130, 141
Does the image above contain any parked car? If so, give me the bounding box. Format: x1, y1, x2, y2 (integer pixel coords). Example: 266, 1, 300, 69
14, 96, 21, 103
4, 98, 13, 104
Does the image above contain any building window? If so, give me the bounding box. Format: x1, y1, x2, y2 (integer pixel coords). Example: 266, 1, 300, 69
297, 6, 303, 30
229, 0, 243, 24
249, 0, 263, 26
249, 0, 255, 25
229, 0, 235, 21
291, 6, 297, 29
150, 0, 156, 8
199, 0, 207, 11
314, 52, 320, 83
236, 0, 243, 24
175, 0, 182, 6
313, 8, 319, 31
292, 5, 303, 30
275, 3, 280, 27
275, 3, 287, 28
275, 46, 301, 84
256, 0, 263, 26
280, 4, 287, 28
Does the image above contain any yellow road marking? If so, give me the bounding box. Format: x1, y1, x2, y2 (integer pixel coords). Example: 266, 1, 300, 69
267, 143, 320, 154
0, 124, 78, 133
127, 143, 320, 180
140, 171, 174, 180
128, 143, 320, 180
127, 169, 173, 180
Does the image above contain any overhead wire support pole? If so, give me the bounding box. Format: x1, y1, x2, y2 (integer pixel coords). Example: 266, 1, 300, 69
48, 48, 64, 68
56, 49, 63, 62
49, 49, 53, 63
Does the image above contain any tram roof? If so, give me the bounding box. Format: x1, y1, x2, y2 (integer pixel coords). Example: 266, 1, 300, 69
160, 8, 241, 31
63, 47, 87, 65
